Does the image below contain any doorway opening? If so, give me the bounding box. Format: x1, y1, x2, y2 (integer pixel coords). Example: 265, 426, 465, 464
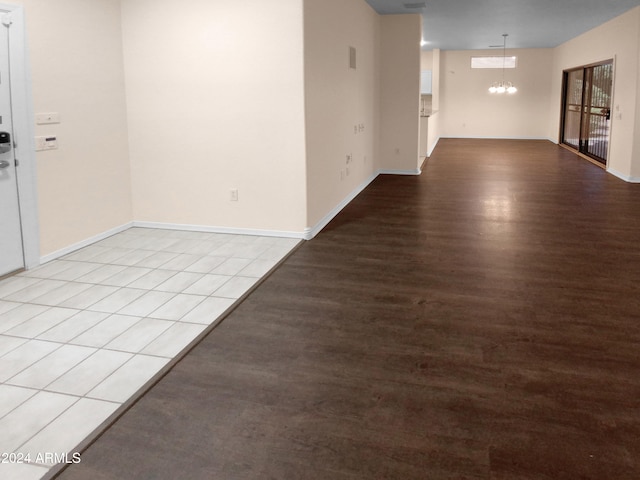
0, 15, 25, 276
0, 4, 39, 276
560, 60, 613, 167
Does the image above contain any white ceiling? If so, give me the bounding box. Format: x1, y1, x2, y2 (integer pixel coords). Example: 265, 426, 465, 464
364, 0, 640, 50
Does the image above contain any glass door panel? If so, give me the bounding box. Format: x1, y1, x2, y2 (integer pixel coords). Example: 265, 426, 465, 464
584, 62, 612, 163
562, 69, 583, 151
561, 60, 613, 166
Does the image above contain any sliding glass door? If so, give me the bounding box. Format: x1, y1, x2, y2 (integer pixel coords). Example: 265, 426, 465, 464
561, 60, 613, 166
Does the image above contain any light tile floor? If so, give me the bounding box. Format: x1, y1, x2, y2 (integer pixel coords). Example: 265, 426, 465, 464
0, 228, 300, 479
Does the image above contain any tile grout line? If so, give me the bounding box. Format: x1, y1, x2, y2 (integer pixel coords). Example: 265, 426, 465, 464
0, 228, 302, 480
42, 236, 303, 480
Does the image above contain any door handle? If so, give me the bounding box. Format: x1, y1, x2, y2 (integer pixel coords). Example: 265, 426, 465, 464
0, 160, 10, 169
0, 132, 10, 154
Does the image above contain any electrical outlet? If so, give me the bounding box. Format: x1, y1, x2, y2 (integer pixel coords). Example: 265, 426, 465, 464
230, 189, 238, 201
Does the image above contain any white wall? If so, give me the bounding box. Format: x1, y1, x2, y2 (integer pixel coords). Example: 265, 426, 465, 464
17, 0, 422, 259
121, 0, 307, 234
440, 48, 554, 139
435, 7, 640, 181
304, 5, 423, 230
15, 0, 132, 256
18, 1, 640, 262
421, 50, 433, 71
426, 48, 441, 156
304, 0, 381, 230
551, 6, 640, 180
419, 50, 433, 158
432, 49, 441, 112
379, 14, 422, 173
634, 30, 640, 179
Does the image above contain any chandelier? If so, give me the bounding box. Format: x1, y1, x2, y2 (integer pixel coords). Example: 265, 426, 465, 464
489, 34, 517, 94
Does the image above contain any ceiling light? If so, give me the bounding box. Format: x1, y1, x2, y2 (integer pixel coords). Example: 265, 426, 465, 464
489, 34, 517, 95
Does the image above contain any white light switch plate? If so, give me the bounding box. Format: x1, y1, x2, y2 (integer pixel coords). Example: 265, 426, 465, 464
35, 136, 58, 151
35, 113, 60, 125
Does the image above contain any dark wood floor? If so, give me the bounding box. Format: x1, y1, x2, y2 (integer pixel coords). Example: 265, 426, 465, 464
56, 139, 640, 479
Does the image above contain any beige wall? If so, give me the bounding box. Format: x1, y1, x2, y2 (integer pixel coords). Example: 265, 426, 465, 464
16, 0, 132, 256
432, 49, 441, 112
419, 50, 433, 158
304, 0, 381, 229
440, 48, 554, 139
122, 0, 307, 233
426, 48, 441, 156
380, 14, 422, 172
551, 6, 640, 179
634, 30, 640, 179
16, 1, 640, 260
421, 50, 433, 70
20, 0, 421, 258
435, 7, 640, 179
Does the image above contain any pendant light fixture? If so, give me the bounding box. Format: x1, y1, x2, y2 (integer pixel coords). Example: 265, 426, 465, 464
489, 34, 517, 94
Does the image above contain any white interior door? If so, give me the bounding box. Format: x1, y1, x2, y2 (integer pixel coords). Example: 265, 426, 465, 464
0, 21, 24, 276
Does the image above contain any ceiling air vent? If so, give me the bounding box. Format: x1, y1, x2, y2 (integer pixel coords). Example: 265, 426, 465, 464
403, 2, 426, 8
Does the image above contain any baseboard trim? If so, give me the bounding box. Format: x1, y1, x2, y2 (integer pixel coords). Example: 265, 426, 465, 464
438, 136, 558, 146
304, 167, 426, 240
304, 171, 380, 240
607, 168, 640, 183
39, 222, 133, 264
378, 168, 422, 176
427, 136, 440, 157
132, 221, 305, 239
38, 220, 304, 267
38, 166, 426, 265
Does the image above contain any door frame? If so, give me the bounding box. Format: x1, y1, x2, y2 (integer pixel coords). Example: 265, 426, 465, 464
559, 57, 615, 169
0, 3, 39, 270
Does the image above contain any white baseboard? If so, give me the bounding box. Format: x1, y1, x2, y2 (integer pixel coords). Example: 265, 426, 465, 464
38, 166, 427, 266
37, 220, 303, 267
304, 171, 380, 240
378, 168, 422, 176
304, 167, 426, 240
427, 136, 440, 157
132, 221, 305, 239
39, 222, 133, 264
607, 168, 640, 183
442, 136, 553, 141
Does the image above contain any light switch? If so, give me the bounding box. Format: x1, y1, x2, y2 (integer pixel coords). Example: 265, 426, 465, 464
35, 113, 60, 125
35, 136, 58, 151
